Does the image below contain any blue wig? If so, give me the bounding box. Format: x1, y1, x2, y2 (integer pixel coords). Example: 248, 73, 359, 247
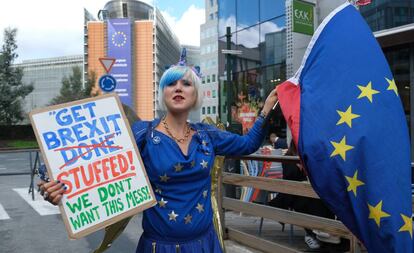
159, 65, 187, 90
157, 48, 203, 111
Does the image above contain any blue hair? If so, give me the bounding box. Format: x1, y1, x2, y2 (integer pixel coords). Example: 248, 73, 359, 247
157, 65, 203, 112
159, 66, 187, 90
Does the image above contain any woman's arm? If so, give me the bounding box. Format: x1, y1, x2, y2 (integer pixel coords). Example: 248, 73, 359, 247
207, 88, 278, 156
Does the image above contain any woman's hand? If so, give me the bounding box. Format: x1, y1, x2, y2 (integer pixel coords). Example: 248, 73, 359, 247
37, 180, 66, 205
262, 86, 279, 117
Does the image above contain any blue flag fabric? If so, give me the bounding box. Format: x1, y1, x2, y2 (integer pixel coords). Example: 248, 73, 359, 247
278, 3, 413, 252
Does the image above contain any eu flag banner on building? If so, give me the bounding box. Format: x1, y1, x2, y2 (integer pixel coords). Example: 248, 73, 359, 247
277, 2, 412, 252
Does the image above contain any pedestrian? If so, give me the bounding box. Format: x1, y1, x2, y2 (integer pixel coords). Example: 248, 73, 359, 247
37, 51, 278, 253
272, 133, 288, 149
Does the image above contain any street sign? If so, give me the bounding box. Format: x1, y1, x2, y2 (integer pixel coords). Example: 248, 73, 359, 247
99, 57, 116, 73
99, 74, 117, 92
221, 49, 242, 55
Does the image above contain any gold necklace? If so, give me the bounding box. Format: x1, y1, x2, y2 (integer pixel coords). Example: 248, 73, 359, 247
162, 118, 191, 143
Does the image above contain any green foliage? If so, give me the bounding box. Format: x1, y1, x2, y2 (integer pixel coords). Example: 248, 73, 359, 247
49, 67, 97, 105
0, 28, 34, 125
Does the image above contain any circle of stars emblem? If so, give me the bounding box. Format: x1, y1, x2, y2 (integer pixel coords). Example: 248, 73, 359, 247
112, 31, 127, 47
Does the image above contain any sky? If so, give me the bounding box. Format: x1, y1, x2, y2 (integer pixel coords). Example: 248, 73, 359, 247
0, 0, 204, 63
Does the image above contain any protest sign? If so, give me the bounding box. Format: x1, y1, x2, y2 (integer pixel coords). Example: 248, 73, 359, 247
29, 93, 156, 239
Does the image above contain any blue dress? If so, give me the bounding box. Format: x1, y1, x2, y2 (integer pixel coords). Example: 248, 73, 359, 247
132, 117, 266, 253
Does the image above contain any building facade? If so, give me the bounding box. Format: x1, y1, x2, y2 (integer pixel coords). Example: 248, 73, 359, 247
13, 55, 83, 123
200, 0, 219, 122
360, 0, 414, 157
217, 0, 414, 153
85, 0, 180, 120
217, 0, 370, 135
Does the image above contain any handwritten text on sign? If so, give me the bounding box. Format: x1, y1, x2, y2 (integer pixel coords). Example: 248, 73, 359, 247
30, 95, 154, 238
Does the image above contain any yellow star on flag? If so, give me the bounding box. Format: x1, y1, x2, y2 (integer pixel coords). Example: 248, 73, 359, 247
345, 170, 364, 196
158, 198, 168, 208
174, 163, 183, 172
398, 214, 413, 238
386, 77, 398, 96
368, 200, 390, 227
160, 173, 170, 182
330, 136, 354, 161
357, 82, 380, 103
200, 160, 208, 169
196, 203, 205, 213
168, 210, 178, 221
336, 105, 360, 128
184, 214, 192, 224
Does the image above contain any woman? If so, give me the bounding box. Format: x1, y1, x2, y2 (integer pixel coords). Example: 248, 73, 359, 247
38, 53, 278, 252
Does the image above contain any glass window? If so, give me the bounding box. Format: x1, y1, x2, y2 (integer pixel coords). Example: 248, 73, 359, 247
260, 0, 285, 21
260, 16, 286, 66
212, 89, 216, 98
202, 76, 205, 84
209, 14, 214, 20
207, 107, 211, 114
218, 0, 236, 37
202, 107, 205, 114
212, 74, 216, 82
237, 0, 259, 30
210, 0, 214, 8
212, 106, 216, 114
236, 25, 260, 50
207, 75, 211, 83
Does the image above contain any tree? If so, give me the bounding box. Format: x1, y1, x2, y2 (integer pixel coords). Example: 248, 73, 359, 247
49, 67, 97, 105
0, 28, 33, 125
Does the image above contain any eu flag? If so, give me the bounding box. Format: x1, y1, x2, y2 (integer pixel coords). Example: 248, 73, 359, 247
277, 3, 412, 252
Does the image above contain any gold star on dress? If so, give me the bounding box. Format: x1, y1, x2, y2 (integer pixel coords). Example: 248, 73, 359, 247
203, 190, 208, 198
155, 187, 162, 194
398, 214, 413, 238
196, 203, 204, 213
174, 163, 183, 172
336, 105, 360, 128
168, 210, 178, 221
200, 160, 208, 169
386, 77, 398, 96
184, 214, 192, 224
345, 170, 365, 196
368, 200, 390, 227
357, 82, 380, 103
160, 173, 170, 182
158, 198, 168, 208
330, 136, 354, 161
191, 160, 195, 167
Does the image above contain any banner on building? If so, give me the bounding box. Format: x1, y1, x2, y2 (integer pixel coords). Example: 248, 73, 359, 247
107, 18, 133, 108
292, 0, 315, 35
29, 94, 155, 239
